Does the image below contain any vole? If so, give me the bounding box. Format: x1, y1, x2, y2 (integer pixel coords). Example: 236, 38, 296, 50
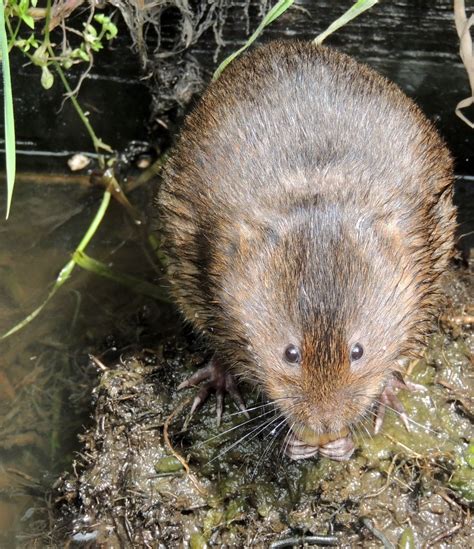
158, 40, 456, 460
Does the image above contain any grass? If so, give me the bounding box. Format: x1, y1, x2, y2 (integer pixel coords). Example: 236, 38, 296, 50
214, 0, 379, 80
213, 0, 295, 80
314, 0, 379, 45
0, 0, 16, 219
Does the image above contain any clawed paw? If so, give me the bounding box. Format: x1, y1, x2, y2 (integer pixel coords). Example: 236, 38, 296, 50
285, 433, 355, 461
178, 356, 249, 425
374, 374, 426, 434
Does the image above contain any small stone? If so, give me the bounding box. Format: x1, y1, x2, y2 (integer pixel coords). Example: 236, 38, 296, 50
67, 153, 90, 171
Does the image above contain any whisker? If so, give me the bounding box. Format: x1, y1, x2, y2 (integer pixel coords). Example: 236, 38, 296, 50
251, 417, 288, 478
226, 401, 275, 417
226, 395, 299, 418
196, 407, 277, 447
206, 412, 285, 466
281, 418, 299, 460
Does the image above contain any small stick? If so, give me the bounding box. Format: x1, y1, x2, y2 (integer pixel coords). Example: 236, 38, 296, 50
89, 354, 108, 371
163, 397, 208, 497
361, 518, 395, 549
423, 523, 462, 548
269, 534, 339, 548
441, 314, 474, 326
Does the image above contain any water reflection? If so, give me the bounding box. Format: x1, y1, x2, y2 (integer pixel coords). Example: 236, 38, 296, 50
0, 175, 169, 546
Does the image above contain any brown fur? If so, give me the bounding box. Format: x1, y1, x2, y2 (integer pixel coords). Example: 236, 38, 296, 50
158, 41, 456, 437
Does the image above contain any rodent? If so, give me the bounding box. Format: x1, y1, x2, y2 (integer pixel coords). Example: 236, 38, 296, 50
158, 40, 456, 460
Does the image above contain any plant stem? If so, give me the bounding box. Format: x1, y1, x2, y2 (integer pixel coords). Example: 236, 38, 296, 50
50, 57, 112, 159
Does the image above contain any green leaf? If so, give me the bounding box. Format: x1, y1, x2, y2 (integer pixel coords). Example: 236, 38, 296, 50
21, 13, 35, 29
398, 527, 416, 549
41, 65, 54, 89
314, 0, 379, 45
83, 23, 97, 40
73, 251, 170, 302
105, 25, 118, 40
94, 14, 118, 40
466, 443, 474, 469
32, 42, 48, 66
90, 41, 103, 52
213, 0, 295, 80
0, 1, 16, 219
72, 47, 90, 62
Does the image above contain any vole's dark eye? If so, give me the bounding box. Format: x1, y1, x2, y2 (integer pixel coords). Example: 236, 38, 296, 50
284, 344, 300, 364
350, 343, 364, 361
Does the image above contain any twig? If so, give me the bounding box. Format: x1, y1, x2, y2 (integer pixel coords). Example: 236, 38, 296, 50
89, 354, 108, 371
361, 517, 395, 549
423, 523, 462, 548
269, 535, 339, 548
163, 397, 208, 497
364, 453, 399, 499
441, 314, 474, 325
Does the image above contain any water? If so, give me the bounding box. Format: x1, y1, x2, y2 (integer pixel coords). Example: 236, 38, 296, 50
0, 174, 165, 546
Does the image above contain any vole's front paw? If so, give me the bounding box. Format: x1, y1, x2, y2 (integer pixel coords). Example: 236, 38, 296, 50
285, 434, 355, 461
178, 356, 249, 425
284, 435, 320, 460
318, 436, 355, 461
374, 373, 426, 434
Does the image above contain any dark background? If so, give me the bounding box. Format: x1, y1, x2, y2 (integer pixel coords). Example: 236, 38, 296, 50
2, 0, 473, 174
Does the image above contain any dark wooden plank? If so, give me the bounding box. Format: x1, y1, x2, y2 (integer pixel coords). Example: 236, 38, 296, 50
1, 0, 472, 174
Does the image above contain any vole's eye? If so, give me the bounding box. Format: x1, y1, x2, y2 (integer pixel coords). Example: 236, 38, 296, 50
284, 344, 300, 364
350, 343, 364, 361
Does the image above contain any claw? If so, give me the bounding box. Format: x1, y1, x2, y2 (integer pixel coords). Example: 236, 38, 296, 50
178, 356, 249, 425
375, 374, 423, 434
178, 363, 216, 390
318, 436, 355, 461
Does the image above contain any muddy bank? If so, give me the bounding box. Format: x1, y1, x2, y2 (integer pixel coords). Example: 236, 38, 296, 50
49, 268, 474, 548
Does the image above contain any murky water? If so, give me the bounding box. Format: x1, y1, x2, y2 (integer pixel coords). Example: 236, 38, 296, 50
0, 175, 167, 546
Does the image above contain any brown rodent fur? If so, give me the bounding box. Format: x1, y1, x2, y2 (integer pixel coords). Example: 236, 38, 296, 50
158, 40, 456, 459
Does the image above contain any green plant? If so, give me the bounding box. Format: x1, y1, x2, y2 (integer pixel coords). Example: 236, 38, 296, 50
5, 0, 118, 88
314, 0, 378, 45
214, 0, 379, 80
1, 1, 165, 340
0, 0, 16, 219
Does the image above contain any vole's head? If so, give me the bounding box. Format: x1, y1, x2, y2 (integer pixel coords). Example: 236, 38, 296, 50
225, 201, 420, 458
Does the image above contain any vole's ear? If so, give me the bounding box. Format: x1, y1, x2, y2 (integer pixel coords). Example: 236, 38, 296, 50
227, 219, 281, 260
356, 211, 406, 250
379, 215, 405, 248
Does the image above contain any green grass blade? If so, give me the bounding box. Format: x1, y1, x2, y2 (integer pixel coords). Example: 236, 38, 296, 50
0, 1, 16, 219
213, 0, 295, 80
1, 189, 112, 339
0, 259, 75, 339
73, 251, 171, 302
314, 0, 379, 45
